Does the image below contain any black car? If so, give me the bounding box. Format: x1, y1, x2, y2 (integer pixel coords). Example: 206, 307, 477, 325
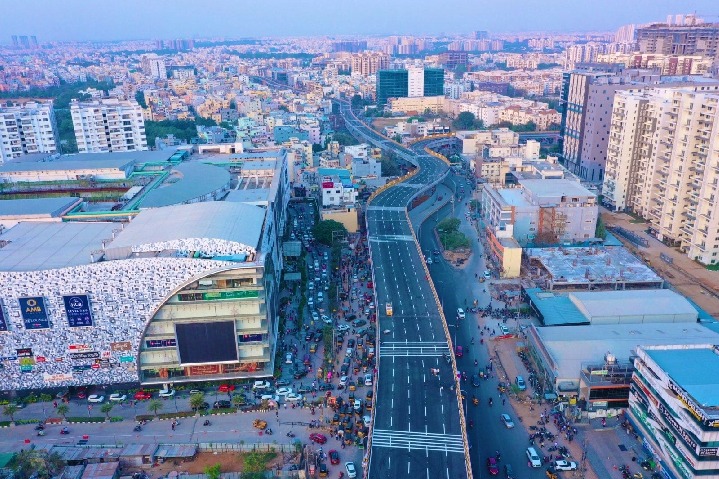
305, 331, 313, 341
472, 375, 481, 387
347, 339, 356, 348
352, 319, 367, 327
275, 379, 291, 387
293, 369, 308, 379
298, 384, 314, 393
314, 332, 323, 342
213, 400, 231, 409
504, 463, 514, 479
318, 382, 334, 391
192, 401, 210, 411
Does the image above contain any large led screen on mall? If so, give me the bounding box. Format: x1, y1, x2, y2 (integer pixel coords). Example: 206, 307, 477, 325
175, 321, 238, 365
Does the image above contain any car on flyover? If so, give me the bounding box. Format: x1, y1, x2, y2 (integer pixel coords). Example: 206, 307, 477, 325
501, 413, 515, 428
486, 457, 499, 475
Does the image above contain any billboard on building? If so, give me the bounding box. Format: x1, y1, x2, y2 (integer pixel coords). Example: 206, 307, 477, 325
18, 297, 49, 330
63, 295, 94, 327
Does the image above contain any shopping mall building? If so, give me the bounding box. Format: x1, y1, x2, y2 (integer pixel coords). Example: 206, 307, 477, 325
0, 182, 289, 390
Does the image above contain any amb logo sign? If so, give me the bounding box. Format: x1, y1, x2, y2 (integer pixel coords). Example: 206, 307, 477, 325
18, 297, 49, 330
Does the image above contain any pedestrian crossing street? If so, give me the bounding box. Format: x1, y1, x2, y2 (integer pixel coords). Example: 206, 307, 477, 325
372, 429, 465, 453
379, 341, 450, 357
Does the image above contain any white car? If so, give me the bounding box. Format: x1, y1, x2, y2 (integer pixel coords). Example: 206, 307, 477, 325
260, 394, 280, 402
501, 413, 514, 428
426, 257, 433, 264
553, 460, 578, 471
286, 393, 303, 402
285, 353, 293, 364
252, 380, 271, 390
457, 308, 466, 320
345, 462, 357, 479
311, 311, 319, 322
337, 324, 350, 332
363, 415, 372, 427
87, 394, 104, 403
189, 389, 203, 395
309, 283, 315, 291
322, 314, 332, 324
159, 389, 175, 398
340, 375, 349, 386
109, 393, 127, 402
364, 374, 373, 386
317, 292, 324, 302
353, 399, 362, 411
346, 348, 353, 358
276, 387, 294, 397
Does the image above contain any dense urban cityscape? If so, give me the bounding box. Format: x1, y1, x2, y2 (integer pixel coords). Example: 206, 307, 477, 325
0, 3, 719, 479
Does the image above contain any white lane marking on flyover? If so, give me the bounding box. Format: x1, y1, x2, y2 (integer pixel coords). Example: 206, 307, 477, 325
371, 429, 465, 453
366, 206, 406, 211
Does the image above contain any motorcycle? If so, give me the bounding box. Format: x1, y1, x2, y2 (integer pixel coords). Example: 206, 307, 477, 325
469, 420, 474, 428
488, 397, 493, 407
203, 420, 211, 426
265, 428, 273, 435
60, 427, 69, 435
472, 397, 479, 406
34, 423, 45, 431
37, 430, 45, 436
287, 431, 295, 438
134, 425, 142, 432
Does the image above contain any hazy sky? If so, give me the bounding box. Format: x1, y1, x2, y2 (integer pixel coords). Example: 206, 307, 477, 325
3, 0, 718, 42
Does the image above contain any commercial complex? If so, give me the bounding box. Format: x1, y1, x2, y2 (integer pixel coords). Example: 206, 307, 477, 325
70, 98, 148, 153
631, 345, 719, 479
525, 324, 719, 414
140, 54, 167, 80
0, 101, 59, 163
601, 85, 719, 265
0, 148, 290, 391
376, 67, 444, 105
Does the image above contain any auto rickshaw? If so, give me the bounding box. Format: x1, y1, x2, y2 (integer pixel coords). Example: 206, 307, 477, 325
253, 419, 268, 430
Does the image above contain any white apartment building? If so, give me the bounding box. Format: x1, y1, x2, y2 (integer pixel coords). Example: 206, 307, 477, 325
71, 98, 148, 153
351, 52, 390, 77
602, 85, 719, 265
141, 54, 167, 80
321, 175, 357, 207
407, 67, 425, 97
0, 101, 59, 163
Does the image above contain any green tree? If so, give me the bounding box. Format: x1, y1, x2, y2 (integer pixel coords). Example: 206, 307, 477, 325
437, 217, 461, 232
331, 131, 358, 146
56, 403, 69, 419
312, 220, 348, 246
204, 464, 221, 479
135, 90, 147, 109
100, 402, 114, 419
8, 450, 65, 479
232, 394, 246, 408
452, 112, 478, 130
595, 214, 607, 240
147, 399, 164, 416
351, 94, 365, 108
243, 452, 271, 479
381, 157, 400, 177
2, 404, 18, 422
190, 393, 206, 412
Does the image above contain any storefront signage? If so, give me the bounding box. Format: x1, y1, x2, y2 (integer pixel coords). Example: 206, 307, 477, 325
69, 344, 92, 352
63, 295, 93, 327
69, 351, 99, 360
43, 373, 73, 382
18, 297, 49, 329
72, 365, 92, 372
16, 348, 33, 358
119, 355, 135, 363
110, 341, 132, 351
145, 339, 177, 348
668, 381, 719, 427
657, 402, 698, 451
201, 290, 259, 300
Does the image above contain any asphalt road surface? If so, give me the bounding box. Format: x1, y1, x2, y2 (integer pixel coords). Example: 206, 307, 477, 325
421, 195, 552, 479
339, 102, 470, 479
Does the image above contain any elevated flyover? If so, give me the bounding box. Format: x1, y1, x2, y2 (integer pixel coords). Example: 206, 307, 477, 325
339, 102, 472, 479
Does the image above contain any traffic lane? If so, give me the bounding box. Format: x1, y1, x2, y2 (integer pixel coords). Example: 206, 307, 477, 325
422, 213, 547, 478
370, 447, 465, 479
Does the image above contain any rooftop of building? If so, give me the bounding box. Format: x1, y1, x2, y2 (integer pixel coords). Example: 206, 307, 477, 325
0, 157, 135, 173
518, 178, 595, 200
0, 196, 81, 217
140, 162, 231, 209
527, 246, 663, 285
107, 201, 265, 254
497, 188, 532, 208
644, 346, 719, 408
533, 323, 719, 381
0, 222, 117, 272
526, 288, 699, 326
